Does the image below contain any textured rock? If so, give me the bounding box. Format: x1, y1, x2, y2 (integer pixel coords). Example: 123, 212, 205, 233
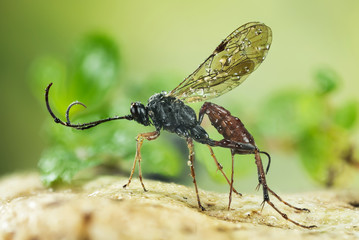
0, 173, 358, 240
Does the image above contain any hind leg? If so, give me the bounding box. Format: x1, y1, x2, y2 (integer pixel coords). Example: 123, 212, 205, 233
253, 151, 316, 228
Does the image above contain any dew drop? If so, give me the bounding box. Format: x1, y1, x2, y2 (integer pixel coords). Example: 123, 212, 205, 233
204, 76, 211, 82
219, 56, 227, 65
255, 28, 262, 35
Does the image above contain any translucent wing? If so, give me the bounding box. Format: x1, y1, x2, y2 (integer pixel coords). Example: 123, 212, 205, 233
168, 22, 272, 103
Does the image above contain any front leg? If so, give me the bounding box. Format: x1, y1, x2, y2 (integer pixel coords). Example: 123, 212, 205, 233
123, 131, 160, 191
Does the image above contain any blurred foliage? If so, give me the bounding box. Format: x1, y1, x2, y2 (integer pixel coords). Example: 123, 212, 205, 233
255, 67, 359, 187
29, 34, 183, 186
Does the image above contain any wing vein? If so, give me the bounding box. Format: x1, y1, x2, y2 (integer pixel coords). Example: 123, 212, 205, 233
168, 22, 272, 103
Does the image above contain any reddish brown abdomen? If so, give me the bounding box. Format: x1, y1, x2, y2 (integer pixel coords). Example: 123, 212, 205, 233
203, 102, 255, 145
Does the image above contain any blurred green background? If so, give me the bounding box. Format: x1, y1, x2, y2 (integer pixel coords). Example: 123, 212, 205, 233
0, 1, 358, 193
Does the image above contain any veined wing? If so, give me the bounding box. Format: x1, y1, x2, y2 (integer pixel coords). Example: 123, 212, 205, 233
168, 22, 272, 103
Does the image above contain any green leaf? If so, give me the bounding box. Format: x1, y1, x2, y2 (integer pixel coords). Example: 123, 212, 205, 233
333, 101, 358, 129
29, 34, 121, 121
69, 34, 121, 106
38, 146, 100, 186
298, 130, 332, 185
296, 94, 325, 129
314, 68, 340, 95
31, 33, 125, 186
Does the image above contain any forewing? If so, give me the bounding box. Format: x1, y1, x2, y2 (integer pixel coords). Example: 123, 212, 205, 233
168, 22, 272, 103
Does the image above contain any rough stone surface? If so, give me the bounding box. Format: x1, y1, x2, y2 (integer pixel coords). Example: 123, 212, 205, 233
0, 173, 358, 240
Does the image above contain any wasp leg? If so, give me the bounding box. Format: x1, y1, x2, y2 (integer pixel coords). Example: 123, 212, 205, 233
228, 150, 235, 210
267, 187, 310, 212
123, 131, 160, 191
254, 151, 269, 203
207, 145, 237, 210
264, 199, 316, 228
253, 151, 302, 211
207, 146, 242, 196
254, 152, 316, 228
187, 138, 205, 211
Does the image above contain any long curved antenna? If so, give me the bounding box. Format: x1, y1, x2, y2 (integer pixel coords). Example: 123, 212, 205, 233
45, 83, 133, 130
66, 101, 87, 124
259, 151, 271, 174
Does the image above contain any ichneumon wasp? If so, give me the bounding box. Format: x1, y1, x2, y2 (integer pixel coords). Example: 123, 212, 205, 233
45, 22, 315, 228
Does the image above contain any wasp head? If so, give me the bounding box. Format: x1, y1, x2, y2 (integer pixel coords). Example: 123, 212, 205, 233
130, 102, 150, 126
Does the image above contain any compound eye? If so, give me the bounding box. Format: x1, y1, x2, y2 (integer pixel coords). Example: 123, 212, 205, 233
131, 102, 144, 116
130, 102, 149, 126
130, 103, 137, 115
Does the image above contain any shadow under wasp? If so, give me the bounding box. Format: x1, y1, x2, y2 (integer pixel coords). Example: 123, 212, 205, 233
45, 22, 316, 228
